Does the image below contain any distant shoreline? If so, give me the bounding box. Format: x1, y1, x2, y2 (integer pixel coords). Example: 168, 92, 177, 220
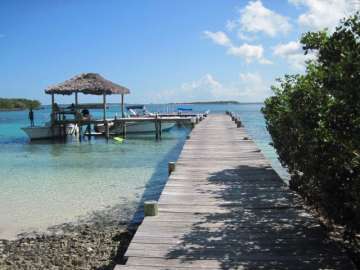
171, 101, 241, 105
0, 98, 41, 111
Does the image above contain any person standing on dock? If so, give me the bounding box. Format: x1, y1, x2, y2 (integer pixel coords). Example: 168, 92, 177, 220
28, 108, 34, 127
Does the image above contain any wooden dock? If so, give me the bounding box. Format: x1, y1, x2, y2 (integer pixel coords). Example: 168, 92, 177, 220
115, 113, 355, 270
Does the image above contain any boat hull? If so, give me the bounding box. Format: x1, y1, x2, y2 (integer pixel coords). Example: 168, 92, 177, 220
111, 122, 175, 134
21, 126, 60, 140
21, 124, 78, 140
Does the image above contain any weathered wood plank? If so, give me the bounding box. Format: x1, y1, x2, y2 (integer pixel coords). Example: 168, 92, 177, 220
116, 114, 355, 270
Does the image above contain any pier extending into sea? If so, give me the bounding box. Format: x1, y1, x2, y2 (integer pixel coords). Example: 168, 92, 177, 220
115, 113, 355, 270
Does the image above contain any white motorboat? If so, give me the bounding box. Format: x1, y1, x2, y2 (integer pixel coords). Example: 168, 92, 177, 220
97, 105, 175, 134
22, 122, 78, 140
111, 121, 175, 134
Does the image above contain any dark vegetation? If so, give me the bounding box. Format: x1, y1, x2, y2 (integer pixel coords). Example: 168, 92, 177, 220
262, 13, 360, 265
0, 98, 41, 110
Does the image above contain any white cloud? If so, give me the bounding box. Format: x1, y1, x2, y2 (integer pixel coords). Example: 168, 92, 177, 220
203, 31, 271, 64
203, 31, 232, 46
228, 0, 292, 37
227, 43, 271, 64
203, 1, 285, 64
154, 73, 271, 103
273, 41, 302, 55
226, 20, 237, 32
289, 0, 359, 31
273, 41, 315, 69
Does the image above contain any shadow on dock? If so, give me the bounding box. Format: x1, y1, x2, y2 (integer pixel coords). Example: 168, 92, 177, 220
130, 130, 190, 224
111, 128, 190, 266
165, 165, 354, 270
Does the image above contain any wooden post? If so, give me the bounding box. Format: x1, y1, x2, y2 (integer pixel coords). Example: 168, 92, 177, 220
156, 121, 159, 140
168, 162, 176, 175
159, 120, 162, 140
79, 124, 82, 142
51, 93, 55, 138
75, 92, 78, 108
121, 94, 125, 118
190, 117, 196, 128
103, 92, 107, 122
122, 122, 127, 138
51, 93, 55, 123
155, 116, 159, 140
237, 121, 242, 128
105, 121, 109, 140
144, 201, 158, 216
87, 123, 91, 140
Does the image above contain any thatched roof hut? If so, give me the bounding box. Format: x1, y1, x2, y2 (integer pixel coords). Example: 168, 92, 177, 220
45, 73, 130, 95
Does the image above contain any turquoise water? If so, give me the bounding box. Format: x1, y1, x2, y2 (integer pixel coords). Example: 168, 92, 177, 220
0, 104, 288, 239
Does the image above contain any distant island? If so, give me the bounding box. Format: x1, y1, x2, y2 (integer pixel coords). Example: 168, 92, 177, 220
172, 101, 241, 105
0, 98, 41, 111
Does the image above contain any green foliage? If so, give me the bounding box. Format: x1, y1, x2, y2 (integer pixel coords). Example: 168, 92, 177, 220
0, 98, 41, 110
262, 13, 360, 234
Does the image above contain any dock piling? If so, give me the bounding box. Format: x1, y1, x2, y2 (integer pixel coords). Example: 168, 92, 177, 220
168, 162, 176, 175
122, 122, 127, 138
105, 121, 110, 140
144, 201, 158, 216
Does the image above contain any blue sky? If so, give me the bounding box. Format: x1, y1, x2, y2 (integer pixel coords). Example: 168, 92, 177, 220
0, 0, 358, 104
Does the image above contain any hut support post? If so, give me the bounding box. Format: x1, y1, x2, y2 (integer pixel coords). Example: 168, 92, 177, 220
121, 94, 125, 118
103, 93, 109, 140
105, 121, 109, 140
103, 93, 107, 122
51, 93, 55, 138
51, 93, 55, 123
74, 92, 79, 138
75, 92, 78, 109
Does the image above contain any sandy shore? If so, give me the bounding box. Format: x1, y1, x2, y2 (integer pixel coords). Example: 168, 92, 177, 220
0, 204, 139, 270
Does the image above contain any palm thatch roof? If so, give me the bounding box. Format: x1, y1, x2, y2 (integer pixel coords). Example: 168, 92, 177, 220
45, 73, 130, 95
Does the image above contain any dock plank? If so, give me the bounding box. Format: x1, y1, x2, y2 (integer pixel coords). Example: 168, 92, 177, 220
116, 114, 355, 270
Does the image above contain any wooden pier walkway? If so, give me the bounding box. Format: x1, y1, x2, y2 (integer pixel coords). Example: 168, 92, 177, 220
116, 114, 355, 270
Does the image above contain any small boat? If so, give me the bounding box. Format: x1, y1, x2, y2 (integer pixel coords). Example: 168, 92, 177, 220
22, 122, 78, 140
115, 121, 175, 133
107, 105, 175, 134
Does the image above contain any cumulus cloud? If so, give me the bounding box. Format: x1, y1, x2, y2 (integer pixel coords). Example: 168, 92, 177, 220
154, 73, 271, 103
289, 0, 359, 31
273, 41, 302, 56
203, 31, 232, 46
273, 41, 316, 69
228, 0, 292, 38
204, 31, 271, 64
227, 43, 271, 64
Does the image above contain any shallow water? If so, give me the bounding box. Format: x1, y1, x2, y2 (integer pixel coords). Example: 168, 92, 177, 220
0, 103, 288, 239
